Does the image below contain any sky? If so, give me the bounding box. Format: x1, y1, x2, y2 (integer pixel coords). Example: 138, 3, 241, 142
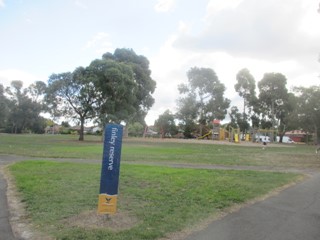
0, 0, 319, 125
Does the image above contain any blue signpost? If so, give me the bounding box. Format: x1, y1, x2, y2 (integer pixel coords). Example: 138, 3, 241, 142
98, 124, 123, 214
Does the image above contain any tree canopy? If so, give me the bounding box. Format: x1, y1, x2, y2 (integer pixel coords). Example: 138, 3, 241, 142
2, 81, 46, 133
46, 68, 99, 141
1, 48, 319, 142
257, 73, 292, 137
293, 86, 320, 143
154, 110, 177, 138
45, 48, 156, 140
177, 67, 230, 136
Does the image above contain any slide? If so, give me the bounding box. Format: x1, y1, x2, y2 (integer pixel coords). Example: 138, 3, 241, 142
198, 130, 212, 139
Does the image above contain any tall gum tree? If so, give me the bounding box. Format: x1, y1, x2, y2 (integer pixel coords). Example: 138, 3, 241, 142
102, 48, 156, 124
0, 84, 9, 128
88, 58, 137, 125
258, 72, 291, 140
46, 68, 98, 141
5, 81, 45, 133
294, 86, 320, 144
177, 67, 230, 136
45, 48, 156, 141
154, 110, 177, 138
234, 68, 257, 132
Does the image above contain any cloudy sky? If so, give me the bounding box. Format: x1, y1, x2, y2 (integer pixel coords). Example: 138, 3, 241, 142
0, 0, 319, 125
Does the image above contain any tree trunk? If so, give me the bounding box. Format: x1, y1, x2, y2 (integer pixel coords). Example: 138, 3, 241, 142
314, 124, 318, 145
123, 124, 129, 138
79, 118, 85, 141
161, 126, 165, 138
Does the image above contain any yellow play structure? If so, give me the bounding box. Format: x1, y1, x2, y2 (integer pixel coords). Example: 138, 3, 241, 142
197, 128, 227, 140
197, 123, 251, 144
227, 127, 241, 143
196, 119, 269, 144
197, 130, 213, 139
197, 125, 279, 144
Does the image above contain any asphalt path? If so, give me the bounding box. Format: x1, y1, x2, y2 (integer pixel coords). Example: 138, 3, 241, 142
0, 173, 15, 240
0, 155, 26, 240
185, 172, 320, 240
0, 154, 319, 240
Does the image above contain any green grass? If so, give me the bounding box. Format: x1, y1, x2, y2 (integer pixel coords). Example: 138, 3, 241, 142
0, 134, 102, 158
3, 134, 313, 239
9, 160, 301, 240
1, 134, 319, 169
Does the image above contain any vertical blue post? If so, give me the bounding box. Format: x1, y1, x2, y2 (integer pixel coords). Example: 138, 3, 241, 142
98, 124, 123, 214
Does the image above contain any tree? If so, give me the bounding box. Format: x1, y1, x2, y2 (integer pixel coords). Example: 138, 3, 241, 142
234, 68, 257, 132
45, 49, 156, 140
229, 106, 250, 133
102, 48, 156, 123
61, 121, 70, 128
283, 93, 300, 131
5, 81, 45, 133
0, 84, 9, 129
87, 58, 138, 125
258, 73, 290, 132
127, 122, 144, 137
176, 93, 198, 138
90, 49, 156, 128
294, 86, 320, 144
28, 81, 47, 102
235, 68, 257, 114
154, 110, 177, 138
177, 67, 230, 135
46, 68, 98, 141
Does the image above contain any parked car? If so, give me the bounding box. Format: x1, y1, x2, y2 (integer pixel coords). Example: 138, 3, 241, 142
255, 135, 271, 143
276, 136, 295, 144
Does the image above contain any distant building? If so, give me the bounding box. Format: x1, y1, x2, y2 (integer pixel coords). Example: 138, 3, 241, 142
45, 125, 61, 134
144, 126, 158, 137
90, 126, 102, 134
284, 130, 307, 142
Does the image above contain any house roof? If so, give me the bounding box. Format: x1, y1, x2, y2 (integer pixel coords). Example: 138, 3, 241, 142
285, 130, 307, 136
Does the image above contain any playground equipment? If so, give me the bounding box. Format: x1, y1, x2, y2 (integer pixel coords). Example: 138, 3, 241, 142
198, 130, 212, 139
197, 126, 279, 144
197, 127, 228, 141
228, 127, 240, 143
197, 129, 224, 140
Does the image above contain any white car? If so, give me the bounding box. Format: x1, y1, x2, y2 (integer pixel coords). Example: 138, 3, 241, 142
276, 136, 295, 144
256, 135, 271, 143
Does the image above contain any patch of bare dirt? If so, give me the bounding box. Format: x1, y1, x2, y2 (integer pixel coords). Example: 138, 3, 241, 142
62, 210, 140, 231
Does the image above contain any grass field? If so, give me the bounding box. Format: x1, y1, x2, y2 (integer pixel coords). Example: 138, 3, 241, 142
1, 134, 319, 239
1, 133, 319, 169
9, 161, 300, 240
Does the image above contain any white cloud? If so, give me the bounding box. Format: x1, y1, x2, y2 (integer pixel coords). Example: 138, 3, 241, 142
0, 69, 46, 88
146, 0, 320, 125
298, 2, 320, 36
205, 0, 243, 16
154, 0, 175, 12
83, 32, 113, 55
74, 0, 88, 9
175, 0, 320, 61
0, 0, 5, 8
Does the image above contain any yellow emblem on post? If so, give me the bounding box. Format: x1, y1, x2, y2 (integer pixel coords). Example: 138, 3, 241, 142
97, 194, 118, 214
